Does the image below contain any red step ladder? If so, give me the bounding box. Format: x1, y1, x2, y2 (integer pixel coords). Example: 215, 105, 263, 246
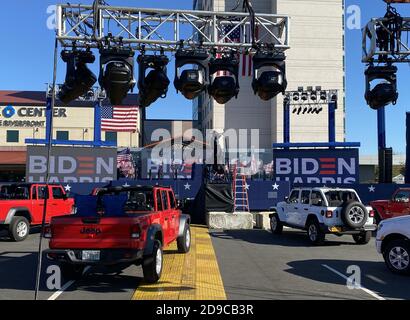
232, 165, 250, 212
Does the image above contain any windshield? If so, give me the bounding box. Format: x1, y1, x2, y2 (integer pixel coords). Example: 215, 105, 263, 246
324, 191, 358, 207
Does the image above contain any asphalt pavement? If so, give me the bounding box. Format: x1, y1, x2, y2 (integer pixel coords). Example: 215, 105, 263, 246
1, 227, 410, 300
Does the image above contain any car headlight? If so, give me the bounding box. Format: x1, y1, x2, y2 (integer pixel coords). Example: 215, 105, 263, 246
377, 223, 384, 232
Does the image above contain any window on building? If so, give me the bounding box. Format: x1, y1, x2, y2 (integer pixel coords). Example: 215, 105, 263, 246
6, 130, 19, 143
56, 131, 69, 141
106, 131, 117, 143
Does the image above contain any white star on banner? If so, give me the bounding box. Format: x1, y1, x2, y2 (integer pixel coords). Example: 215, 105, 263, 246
123, 182, 131, 188
272, 183, 280, 190
369, 185, 376, 193
184, 183, 191, 190
245, 183, 250, 190
64, 184, 72, 192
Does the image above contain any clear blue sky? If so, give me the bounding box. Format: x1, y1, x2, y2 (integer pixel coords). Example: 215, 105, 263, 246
0, 0, 410, 155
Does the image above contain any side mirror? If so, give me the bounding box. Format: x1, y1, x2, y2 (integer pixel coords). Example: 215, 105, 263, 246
284, 196, 289, 203
62, 193, 68, 200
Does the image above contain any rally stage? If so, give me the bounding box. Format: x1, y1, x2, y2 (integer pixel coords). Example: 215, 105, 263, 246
2, 225, 410, 301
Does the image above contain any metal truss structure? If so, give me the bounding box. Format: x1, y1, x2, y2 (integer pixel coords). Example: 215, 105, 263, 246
363, 16, 410, 63
56, 3, 290, 53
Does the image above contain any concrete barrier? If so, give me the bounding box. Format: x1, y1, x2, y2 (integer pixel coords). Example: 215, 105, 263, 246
255, 212, 272, 230
206, 212, 253, 230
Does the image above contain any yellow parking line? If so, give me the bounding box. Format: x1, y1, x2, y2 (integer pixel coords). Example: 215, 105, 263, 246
132, 226, 226, 300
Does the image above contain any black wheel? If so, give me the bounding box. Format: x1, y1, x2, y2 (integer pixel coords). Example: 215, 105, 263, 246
306, 219, 325, 245
383, 239, 410, 275
341, 202, 368, 229
270, 213, 283, 235
142, 240, 163, 283
353, 231, 372, 245
177, 224, 191, 253
8, 216, 30, 242
60, 263, 85, 280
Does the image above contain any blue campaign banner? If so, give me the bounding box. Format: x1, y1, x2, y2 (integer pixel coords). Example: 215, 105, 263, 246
272, 148, 359, 185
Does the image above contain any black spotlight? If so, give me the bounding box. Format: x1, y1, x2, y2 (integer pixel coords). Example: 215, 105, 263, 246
252, 50, 287, 101
208, 52, 240, 104
320, 90, 327, 101
99, 47, 135, 105
292, 92, 300, 101
297, 106, 302, 115
174, 48, 209, 100
365, 64, 398, 110
301, 91, 308, 101
59, 50, 97, 104
137, 54, 170, 107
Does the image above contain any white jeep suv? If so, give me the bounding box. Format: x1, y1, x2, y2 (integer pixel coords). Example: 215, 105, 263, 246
269, 187, 377, 245
376, 216, 410, 275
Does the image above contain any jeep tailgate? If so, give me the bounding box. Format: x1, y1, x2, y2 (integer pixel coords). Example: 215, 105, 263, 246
49, 216, 148, 250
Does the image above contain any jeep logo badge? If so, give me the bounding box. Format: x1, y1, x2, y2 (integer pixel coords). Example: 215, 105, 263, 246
80, 227, 102, 236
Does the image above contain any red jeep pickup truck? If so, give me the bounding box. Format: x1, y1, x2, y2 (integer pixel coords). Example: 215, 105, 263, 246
370, 188, 410, 223
45, 185, 191, 284
0, 184, 74, 241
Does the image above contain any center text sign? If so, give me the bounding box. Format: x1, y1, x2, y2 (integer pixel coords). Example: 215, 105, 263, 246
272, 148, 359, 184
26, 146, 117, 183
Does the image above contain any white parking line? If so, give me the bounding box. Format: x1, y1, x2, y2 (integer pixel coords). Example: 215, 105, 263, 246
322, 264, 386, 301
47, 266, 91, 301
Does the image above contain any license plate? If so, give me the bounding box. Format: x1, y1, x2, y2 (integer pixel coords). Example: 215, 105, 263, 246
82, 250, 100, 261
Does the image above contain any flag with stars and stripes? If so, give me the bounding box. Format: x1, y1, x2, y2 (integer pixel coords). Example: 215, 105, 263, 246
101, 105, 139, 132
219, 24, 259, 77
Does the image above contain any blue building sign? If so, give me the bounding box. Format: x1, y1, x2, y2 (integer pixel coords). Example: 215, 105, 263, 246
272, 148, 359, 185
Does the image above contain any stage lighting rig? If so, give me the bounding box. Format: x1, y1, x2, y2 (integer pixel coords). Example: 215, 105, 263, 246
174, 48, 210, 100
208, 51, 240, 104
137, 52, 170, 107
252, 49, 287, 101
364, 64, 398, 109
58, 49, 97, 104
99, 46, 136, 105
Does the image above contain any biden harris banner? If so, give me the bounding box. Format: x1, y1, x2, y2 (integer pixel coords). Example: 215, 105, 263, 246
272, 149, 359, 185
26, 146, 117, 183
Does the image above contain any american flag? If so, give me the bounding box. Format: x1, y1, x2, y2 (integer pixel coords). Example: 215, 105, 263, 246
117, 148, 135, 178
101, 105, 139, 132
219, 24, 259, 77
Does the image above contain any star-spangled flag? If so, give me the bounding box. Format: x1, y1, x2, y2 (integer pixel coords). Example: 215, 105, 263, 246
219, 24, 259, 77
101, 105, 139, 132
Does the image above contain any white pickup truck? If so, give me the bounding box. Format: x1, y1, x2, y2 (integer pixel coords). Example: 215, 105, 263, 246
376, 216, 410, 275
269, 187, 377, 245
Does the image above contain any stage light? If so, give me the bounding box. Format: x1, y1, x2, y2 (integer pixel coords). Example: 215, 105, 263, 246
174, 48, 209, 100
208, 52, 240, 104
315, 105, 323, 114
292, 107, 298, 114
58, 50, 97, 104
301, 91, 308, 101
292, 92, 300, 101
99, 47, 135, 105
297, 106, 302, 115
365, 64, 398, 109
320, 90, 327, 101
252, 50, 287, 101
302, 106, 308, 114
307, 105, 314, 114
310, 90, 317, 101
137, 54, 170, 107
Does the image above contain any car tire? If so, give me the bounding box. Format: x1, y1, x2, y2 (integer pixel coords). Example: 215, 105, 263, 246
352, 231, 372, 245
60, 263, 85, 280
341, 202, 368, 229
270, 213, 283, 235
383, 239, 410, 275
8, 216, 30, 242
306, 219, 325, 245
142, 240, 163, 283
177, 224, 191, 253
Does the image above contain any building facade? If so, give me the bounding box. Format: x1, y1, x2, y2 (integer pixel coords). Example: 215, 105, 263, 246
0, 91, 141, 181
193, 0, 346, 151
